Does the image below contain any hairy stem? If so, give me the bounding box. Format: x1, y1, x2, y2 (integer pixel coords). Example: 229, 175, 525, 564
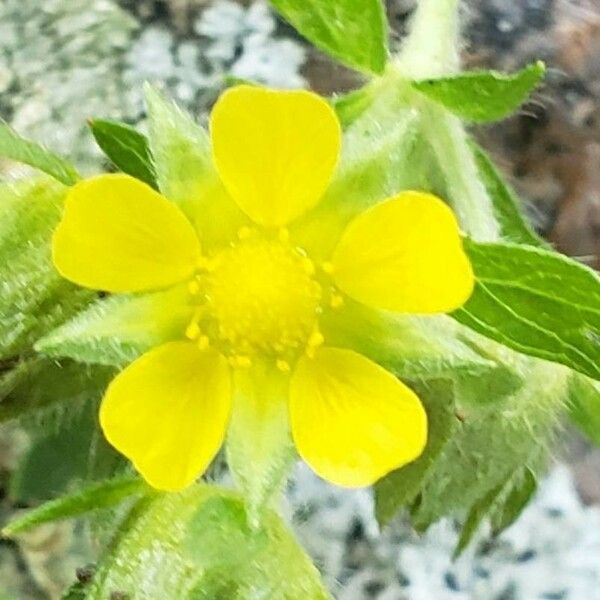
395, 0, 501, 242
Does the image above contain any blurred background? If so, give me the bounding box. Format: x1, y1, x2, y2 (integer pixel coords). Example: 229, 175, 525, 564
0, 0, 599, 598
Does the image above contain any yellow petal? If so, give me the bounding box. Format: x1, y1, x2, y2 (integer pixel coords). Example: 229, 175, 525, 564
99, 341, 231, 491
53, 174, 201, 293
332, 191, 474, 313
289, 347, 427, 487
210, 85, 341, 227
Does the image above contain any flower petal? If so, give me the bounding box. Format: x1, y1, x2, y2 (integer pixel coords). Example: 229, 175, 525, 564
289, 347, 427, 487
210, 85, 341, 227
99, 341, 231, 491
53, 174, 201, 293
331, 191, 474, 313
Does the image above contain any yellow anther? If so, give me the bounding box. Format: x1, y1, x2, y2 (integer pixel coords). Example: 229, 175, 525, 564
308, 329, 324, 348
278, 228, 290, 243
198, 335, 211, 351
306, 329, 325, 358
230, 355, 252, 368
237, 226, 253, 240
301, 257, 316, 276
185, 320, 201, 340
321, 261, 334, 275
188, 280, 201, 296
330, 292, 344, 309
196, 256, 214, 272
276, 359, 291, 372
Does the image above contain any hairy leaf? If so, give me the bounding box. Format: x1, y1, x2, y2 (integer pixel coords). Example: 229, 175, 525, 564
0, 179, 93, 357
322, 301, 498, 381
375, 381, 457, 525
89, 118, 157, 188
568, 374, 600, 445
3, 476, 146, 536
36, 285, 194, 367
0, 121, 79, 185
455, 240, 600, 382
411, 359, 567, 532
144, 84, 246, 249
86, 486, 330, 599
269, 0, 388, 74
413, 62, 545, 122
471, 142, 546, 246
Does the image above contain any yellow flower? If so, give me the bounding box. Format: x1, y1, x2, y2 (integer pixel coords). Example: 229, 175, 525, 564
52, 86, 474, 492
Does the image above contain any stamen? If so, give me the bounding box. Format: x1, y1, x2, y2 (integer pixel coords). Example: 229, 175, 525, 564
278, 228, 290, 243
188, 280, 201, 296
185, 320, 201, 340
330, 292, 344, 309
237, 226, 253, 240
198, 335, 211, 351
321, 261, 334, 275
306, 328, 324, 358
276, 359, 291, 372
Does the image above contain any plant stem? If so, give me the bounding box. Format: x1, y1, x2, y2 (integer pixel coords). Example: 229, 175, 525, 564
395, 0, 502, 242
396, 0, 461, 78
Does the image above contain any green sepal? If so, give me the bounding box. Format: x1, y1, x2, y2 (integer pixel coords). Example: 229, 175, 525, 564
144, 84, 247, 249
226, 364, 295, 524
455, 239, 600, 382
85, 485, 331, 599
2, 475, 147, 537
375, 380, 457, 526
321, 301, 499, 381
470, 141, 546, 247
0, 121, 80, 185
0, 358, 113, 424
0, 178, 93, 358
269, 0, 388, 75
412, 62, 546, 123
568, 373, 600, 445
88, 118, 157, 188
36, 285, 194, 367
410, 359, 567, 533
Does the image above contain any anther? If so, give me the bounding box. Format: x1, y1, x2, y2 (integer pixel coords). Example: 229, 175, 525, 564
321, 261, 334, 275
188, 280, 201, 296
230, 355, 252, 368
237, 226, 253, 240
185, 320, 201, 340
198, 335, 211, 351
276, 359, 291, 372
330, 292, 344, 309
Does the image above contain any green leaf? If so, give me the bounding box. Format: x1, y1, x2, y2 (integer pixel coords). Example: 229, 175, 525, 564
0, 121, 80, 185
455, 240, 600, 381
269, 0, 388, 74
454, 466, 537, 556
412, 62, 546, 122
375, 381, 457, 525
0, 179, 93, 357
2, 476, 147, 536
89, 118, 157, 188
331, 86, 376, 128
0, 358, 113, 423
36, 285, 194, 367
454, 483, 502, 557
491, 467, 537, 535
411, 359, 567, 532
226, 365, 295, 523
144, 84, 246, 249
471, 142, 546, 246
86, 486, 330, 599
321, 300, 498, 381
568, 374, 600, 445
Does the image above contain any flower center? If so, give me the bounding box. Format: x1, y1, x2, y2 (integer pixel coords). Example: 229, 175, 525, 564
187, 233, 324, 367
